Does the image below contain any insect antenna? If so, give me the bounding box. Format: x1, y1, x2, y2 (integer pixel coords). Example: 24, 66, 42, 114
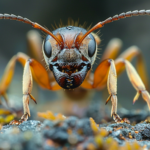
0, 13, 63, 48
76, 9, 150, 47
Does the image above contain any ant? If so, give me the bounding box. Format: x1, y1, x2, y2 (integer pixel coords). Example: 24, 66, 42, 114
0, 10, 149, 125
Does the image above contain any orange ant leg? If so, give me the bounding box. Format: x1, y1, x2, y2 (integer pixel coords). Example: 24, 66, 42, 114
92, 59, 124, 123
99, 40, 149, 90
115, 58, 150, 109
10, 59, 33, 125
0, 52, 61, 125
116, 46, 149, 90
0, 56, 17, 105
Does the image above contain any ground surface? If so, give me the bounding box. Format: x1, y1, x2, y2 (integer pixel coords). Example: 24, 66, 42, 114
1, 116, 150, 150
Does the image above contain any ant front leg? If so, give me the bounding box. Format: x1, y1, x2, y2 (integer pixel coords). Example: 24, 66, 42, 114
0, 52, 61, 125
10, 59, 34, 125
92, 59, 125, 123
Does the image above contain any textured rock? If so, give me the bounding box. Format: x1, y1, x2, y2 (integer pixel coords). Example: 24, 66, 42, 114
0, 119, 150, 149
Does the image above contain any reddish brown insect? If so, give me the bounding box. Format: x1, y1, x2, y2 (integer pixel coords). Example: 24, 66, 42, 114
0, 10, 150, 125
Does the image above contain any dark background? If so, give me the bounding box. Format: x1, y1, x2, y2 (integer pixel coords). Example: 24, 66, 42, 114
0, 0, 150, 111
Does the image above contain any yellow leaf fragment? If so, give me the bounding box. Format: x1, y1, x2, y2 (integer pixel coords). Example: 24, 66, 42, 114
47, 111, 56, 120
0, 109, 11, 115
4, 115, 14, 123
87, 143, 96, 150
56, 113, 65, 121
95, 135, 103, 148
90, 117, 99, 134
38, 111, 66, 121
99, 128, 108, 137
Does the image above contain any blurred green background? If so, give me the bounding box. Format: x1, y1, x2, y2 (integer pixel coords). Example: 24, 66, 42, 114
0, 0, 150, 113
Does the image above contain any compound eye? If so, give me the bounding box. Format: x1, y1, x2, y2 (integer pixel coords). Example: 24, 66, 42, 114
44, 40, 52, 58
88, 38, 96, 57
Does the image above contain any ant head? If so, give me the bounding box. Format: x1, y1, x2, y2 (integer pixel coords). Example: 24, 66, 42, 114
43, 26, 99, 89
